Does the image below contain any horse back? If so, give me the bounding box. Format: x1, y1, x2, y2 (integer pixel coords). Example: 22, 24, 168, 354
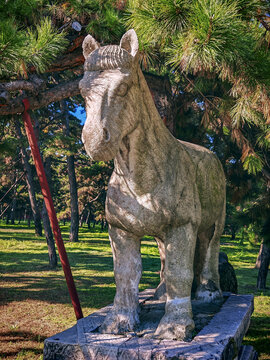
179, 140, 226, 230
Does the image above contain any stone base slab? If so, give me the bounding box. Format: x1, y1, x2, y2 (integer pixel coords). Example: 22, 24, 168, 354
44, 290, 255, 360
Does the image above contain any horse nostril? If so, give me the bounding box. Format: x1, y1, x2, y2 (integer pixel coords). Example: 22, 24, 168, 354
103, 128, 110, 142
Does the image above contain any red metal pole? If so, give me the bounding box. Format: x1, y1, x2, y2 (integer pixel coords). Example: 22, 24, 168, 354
21, 98, 83, 320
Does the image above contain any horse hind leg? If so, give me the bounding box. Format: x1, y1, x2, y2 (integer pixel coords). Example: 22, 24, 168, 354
154, 238, 167, 300
155, 223, 197, 340
195, 208, 225, 302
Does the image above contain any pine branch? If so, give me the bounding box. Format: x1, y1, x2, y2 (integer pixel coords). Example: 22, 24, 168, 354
0, 77, 82, 115
31, 50, 84, 74
0, 77, 45, 94
262, 168, 270, 182
28, 37, 85, 74
256, 15, 270, 32
181, 72, 220, 113
203, 16, 213, 45
0, 172, 25, 203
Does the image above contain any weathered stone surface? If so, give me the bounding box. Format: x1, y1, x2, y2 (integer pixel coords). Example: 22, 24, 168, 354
80, 29, 226, 340
44, 325, 84, 360
219, 252, 238, 293
44, 291, 255, 360
238, 345, 258, 360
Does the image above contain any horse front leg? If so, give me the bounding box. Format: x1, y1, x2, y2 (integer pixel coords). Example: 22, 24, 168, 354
155, 223, 197, 341
99, 226, 142, 334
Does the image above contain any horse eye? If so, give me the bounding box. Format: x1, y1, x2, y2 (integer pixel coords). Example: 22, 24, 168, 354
115, 83, 128, 97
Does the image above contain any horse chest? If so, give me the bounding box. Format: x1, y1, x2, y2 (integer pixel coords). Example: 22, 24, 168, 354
105, 173, 200, 236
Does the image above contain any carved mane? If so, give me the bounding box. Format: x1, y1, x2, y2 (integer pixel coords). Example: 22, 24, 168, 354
84, 45, 133, 71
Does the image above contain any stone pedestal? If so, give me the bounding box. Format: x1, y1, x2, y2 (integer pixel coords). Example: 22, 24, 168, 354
44, 290, 256, 360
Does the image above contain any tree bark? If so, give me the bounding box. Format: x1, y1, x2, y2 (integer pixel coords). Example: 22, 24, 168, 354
10, 197, 16, 225
6, 210, 10, 224
42, 156, 58, 268
63, 101, 79, 242
86, 211, 91, 229
0, 77, 44, 93
10, 174, 18, 225
255, 242, 263, 269
31, 112, 58, 267
15, 120, 42, 236
29, 36, 85, 73
257, 241, 270, 289
79, 208, 86, 227
0, 72, 175, 121
67, 154, 79, 242
0, 77, 82, 115
231, 227, 236, 240
28, 213, 31, 228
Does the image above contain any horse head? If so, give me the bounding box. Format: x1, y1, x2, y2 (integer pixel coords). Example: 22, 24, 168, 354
80, 30, 139, 161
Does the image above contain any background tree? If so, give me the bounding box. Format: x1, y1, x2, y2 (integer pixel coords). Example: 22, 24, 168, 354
127, 0, 270, 287
1, 0, 269, 287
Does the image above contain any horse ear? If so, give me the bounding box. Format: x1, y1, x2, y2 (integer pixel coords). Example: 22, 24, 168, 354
120, 29, 139, 57
82, 35, 100, 59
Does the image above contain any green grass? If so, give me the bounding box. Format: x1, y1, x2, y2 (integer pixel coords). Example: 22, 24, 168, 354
220, 237, 270, 359
0, 222, 269, 359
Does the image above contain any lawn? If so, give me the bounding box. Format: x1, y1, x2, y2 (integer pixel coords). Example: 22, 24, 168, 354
0, 221, 269, 359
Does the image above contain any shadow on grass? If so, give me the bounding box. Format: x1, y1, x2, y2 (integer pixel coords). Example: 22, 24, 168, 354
0, 221, 109, 235
0, 330, 45, 358
0, 231, 43, 241
0, 242, 160, 308
0, 231, 71, 244
0, 276, 118, 308
0, 251, 114, 273
243, 314, 270, 356
0, 273, 160, 309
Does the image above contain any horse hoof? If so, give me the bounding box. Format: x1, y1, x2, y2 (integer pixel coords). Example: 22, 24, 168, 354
99, 311, 139, 335
154, 314, 194, 341
195, 280, 222, 303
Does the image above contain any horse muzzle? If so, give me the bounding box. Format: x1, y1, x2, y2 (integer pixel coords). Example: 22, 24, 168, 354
82, 125, 116, 161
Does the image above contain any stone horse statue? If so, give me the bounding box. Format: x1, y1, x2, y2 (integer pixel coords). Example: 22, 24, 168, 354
80, 29, 226, 341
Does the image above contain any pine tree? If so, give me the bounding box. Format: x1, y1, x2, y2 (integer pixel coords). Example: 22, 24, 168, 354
127, 0, 270, 288
127, 0, 270, 176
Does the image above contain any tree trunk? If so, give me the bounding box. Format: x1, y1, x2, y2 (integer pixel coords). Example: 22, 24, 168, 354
257, 241, 270, 289
10, 197, 16, 225
231, 227, 236, 240
6, 210, 10, 224
0, 77, 82, 116
42, 157, 57, 268
15, 120, 42, 236
63, 101, 79, 242
86, 211, 90, 229
41, 202, 57, 267
101, 219, 104, 230
255, 242, 263, 269
10, 177, 17, 225
67, 155, 79, 241
31, 112, 58, 268
79, 209, 85, 227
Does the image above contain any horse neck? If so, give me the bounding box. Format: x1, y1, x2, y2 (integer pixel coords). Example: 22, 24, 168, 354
114, 67, 175, 194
